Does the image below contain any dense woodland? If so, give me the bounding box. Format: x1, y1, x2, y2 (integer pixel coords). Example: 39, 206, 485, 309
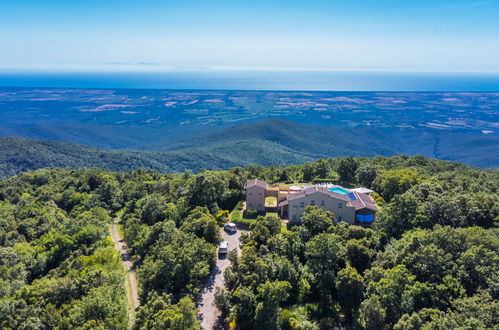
2, 118, 499, 179
0, 155, 497, 329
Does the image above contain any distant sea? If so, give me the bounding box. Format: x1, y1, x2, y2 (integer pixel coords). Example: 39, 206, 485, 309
0, 70, 498, 91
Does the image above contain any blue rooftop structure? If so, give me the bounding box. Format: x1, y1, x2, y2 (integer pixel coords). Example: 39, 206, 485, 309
356, 214, 374, 224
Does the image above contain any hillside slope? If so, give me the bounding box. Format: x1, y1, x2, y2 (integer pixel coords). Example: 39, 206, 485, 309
151, 118, 499, 167
153, 118, 396, 156
0, 137, 171, 177
1, 118, 497, 177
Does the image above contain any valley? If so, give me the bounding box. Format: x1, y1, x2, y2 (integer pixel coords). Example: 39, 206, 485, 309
1, 88, 497, 147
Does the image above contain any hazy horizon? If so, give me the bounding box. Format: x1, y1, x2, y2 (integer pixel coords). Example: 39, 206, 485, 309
1, 70, 499, 91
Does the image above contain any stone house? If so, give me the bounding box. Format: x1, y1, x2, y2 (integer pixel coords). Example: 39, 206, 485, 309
244, 179, 267, 211
244, 179, 378, 225
278, 186, 377, 225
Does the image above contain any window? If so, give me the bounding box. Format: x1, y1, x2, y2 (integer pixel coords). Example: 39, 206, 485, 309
258, 193, 262, 196
258, 203, 262, 207
293, 205, 298, 208
249, 203, 253, 207
320, 200, 325, 206
338, 202, 342, 208
300, 201, 304, 207
338, 216, 342, 222
311, 200, 315, 206
292, 215, 297, 221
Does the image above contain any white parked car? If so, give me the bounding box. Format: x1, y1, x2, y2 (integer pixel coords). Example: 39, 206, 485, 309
224, 222, 237, 233
218, 241, 229, 254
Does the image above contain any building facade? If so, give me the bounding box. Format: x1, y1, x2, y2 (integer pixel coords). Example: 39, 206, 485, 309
285, 189, 356, 223
244, 179, 267, 211
244, 179, 378, 225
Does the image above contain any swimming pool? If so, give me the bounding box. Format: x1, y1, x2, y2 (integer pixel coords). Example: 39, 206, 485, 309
328, 187, 351, 194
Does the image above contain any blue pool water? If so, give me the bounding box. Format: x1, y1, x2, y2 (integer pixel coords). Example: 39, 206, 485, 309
328, 187, 350, 194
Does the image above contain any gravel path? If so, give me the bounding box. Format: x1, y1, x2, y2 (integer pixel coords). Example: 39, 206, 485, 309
198, 226, 247, 330
110, 218, 140, 316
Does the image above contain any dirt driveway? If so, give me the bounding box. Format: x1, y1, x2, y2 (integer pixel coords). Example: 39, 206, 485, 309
197, 225, 247, 329
109, 218, 140, 319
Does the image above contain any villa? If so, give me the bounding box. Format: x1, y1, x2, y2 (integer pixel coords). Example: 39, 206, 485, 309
244, 179, 268, 211
244, 179, 378, 225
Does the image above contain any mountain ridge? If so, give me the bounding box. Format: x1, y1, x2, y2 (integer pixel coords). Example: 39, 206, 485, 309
1, 118, 497, 177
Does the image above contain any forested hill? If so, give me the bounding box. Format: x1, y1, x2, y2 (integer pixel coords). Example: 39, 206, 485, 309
0, 134, 310, 178
1, 119, 498, 178
0, 155, 497, 328
143, 118, 499, 167
0, 136, 173, 177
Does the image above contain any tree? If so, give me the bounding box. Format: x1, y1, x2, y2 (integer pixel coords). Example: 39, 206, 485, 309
305, 233, 345, 276
394, 308, 449, 330
355, 165, 379, 188
375, 226, 498, 299
214, 287, 232, 321
135, 293, 199, 330
373, 169, 425, 201
300, 206, 334, 241
346, 239, 374, 273
359, 295, 387, 330
265, 214, 282, 236
38, 230, 74, 274
305, 233, 345, 313
365, 265, 419, 326
180, 207, 220, 244
137, 194, 168, 225
336, 266, 364, 319
279, 306, 318, 330
301, 159, 334, 181
233, 286, 257, 330
337, 157, 359, 184
250, 214, 282, 245
70, 285, 127, 329
377, 192, 419, 239
420, 194, 466, 228
254, 281, 291, 330
186, 171, 229, 212
139, 228, 215, 300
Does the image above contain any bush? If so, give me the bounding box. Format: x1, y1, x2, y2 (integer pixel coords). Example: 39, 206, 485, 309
244, 209, 259, 219
216, 209, 230, 224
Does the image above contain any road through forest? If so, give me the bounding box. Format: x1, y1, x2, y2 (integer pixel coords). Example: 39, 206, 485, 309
110, 217, 140, 321
198, 226, 247, 329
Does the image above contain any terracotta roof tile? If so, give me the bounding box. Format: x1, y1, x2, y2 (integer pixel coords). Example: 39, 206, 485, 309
356, 192, 378, 211
245, 179, 268, 189
281, 185, 378, 212
279, 200, 289, 206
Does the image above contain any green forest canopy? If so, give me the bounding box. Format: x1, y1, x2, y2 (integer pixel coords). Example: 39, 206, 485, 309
0, 155, 497, 329
2, 117, 499, 180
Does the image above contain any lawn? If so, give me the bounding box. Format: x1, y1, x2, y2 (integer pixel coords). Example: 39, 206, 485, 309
229, 204, 286, 228
265, 196, 277, 207
229, 201, 257, 226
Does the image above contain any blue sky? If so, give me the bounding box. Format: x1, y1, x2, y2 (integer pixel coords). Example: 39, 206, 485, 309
1, 0, 498, 72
